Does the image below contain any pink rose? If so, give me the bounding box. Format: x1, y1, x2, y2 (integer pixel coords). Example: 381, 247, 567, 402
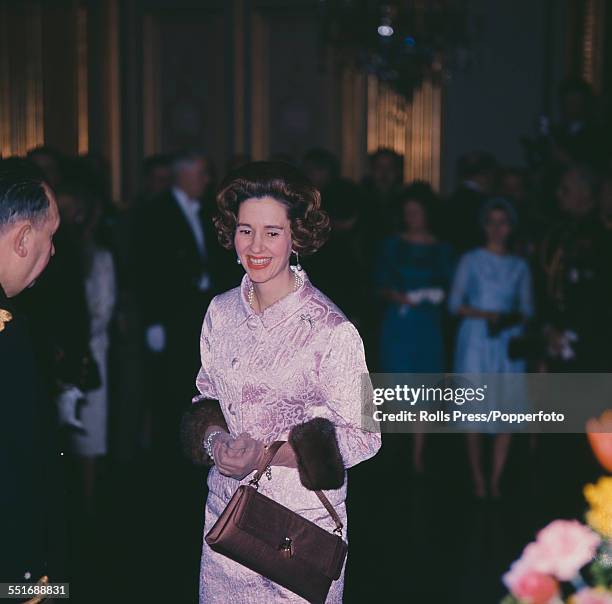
573, 588, 612, 604
520, 541, 556, 574
534, 520, 601, 581
503, 560, 559, 604
503, 520, 602, 602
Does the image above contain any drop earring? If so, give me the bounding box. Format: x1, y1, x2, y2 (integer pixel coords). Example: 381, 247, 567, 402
236, 256, 241, 265
292, 249, 302, 271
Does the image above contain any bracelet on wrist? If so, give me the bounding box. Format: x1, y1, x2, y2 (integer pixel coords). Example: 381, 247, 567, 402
203, 430, 223, 462
263, 444, 273, 480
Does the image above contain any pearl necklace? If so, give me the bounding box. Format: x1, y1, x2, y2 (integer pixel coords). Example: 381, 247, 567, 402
247, 268, 304, 310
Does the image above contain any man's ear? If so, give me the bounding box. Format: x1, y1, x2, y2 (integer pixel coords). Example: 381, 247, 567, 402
13, 223, 31, 258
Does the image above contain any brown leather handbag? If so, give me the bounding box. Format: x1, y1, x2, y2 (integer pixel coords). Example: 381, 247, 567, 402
205, 441, 348, 604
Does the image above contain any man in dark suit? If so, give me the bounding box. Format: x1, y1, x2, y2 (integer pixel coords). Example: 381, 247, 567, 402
133, 151, 239, 458
551, 78, 607, 167
360, 147, 405, 242
445, 151, 498, 253
0, 159, 60, 582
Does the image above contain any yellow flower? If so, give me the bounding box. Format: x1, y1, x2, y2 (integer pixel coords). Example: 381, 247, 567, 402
569, 587, 612, 603
0, 308, 13, 332
584, 476, 612, 539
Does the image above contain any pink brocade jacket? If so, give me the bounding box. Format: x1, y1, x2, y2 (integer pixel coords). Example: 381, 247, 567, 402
193, 269, 381, 513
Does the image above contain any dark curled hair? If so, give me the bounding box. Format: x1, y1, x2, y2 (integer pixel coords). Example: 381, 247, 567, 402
0, 158, 49, 232
215, 161, 330, 255
398, 180, 438, 228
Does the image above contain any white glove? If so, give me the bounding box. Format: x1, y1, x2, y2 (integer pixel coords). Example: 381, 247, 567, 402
546, 328, 578, 360
56, 386, 85, 429
424, 288, 445, 304
406, 288, 445, 305
406, 289, 426, 305
560, 330, 578, 361
146, 324, 166, 353
198, 272, 211, 292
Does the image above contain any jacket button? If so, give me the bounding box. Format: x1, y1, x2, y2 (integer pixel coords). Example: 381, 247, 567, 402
246, 316, 259, 330
231, 357, 239, 369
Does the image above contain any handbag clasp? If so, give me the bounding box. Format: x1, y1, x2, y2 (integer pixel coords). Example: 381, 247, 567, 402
279, 537, 293, 558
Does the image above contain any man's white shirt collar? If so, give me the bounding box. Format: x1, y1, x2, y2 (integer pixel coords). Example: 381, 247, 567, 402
172, 186, 206, 258
173, 187, 200, 213
462, 180, 482, 192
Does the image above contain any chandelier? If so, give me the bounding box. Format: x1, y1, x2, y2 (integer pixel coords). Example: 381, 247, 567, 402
319, 0, 476, 99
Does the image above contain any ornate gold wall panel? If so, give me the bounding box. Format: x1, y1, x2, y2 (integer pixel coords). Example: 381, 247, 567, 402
77, 5, 89, 155
105, 0, 122, 201
0, 1, 442, 197
0, 1, 44, 158
365, 75, 442, 190
581, 0, 605, 93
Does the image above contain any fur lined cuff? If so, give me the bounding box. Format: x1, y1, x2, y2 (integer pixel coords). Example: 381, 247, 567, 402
180, 399, 229, 466
288, 417, 345, 490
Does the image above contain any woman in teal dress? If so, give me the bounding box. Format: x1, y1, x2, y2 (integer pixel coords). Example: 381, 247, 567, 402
375, 183, 454, 471
448, 198, 534, 499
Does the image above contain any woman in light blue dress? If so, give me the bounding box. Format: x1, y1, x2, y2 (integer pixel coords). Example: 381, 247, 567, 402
448, 198, 534, 498
376, 183, 454, 471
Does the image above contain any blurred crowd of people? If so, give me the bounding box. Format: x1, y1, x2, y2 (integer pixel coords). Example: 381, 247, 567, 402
2, 78, 612, 580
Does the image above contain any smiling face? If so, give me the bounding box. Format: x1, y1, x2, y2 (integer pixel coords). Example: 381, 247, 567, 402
234, 196, 293, 285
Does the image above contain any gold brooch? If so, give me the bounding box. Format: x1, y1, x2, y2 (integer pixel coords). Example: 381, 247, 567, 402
0, 309, 13, 332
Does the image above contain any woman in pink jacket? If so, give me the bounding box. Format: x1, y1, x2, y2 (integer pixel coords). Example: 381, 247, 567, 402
181, 161, 381, 603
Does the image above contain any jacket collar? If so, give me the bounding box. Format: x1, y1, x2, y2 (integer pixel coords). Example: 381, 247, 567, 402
236, 268, 313, 330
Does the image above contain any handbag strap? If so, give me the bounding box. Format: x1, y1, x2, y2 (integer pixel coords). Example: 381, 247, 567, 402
311, 489, 344, 535
249, 441, 285, 484
249, 440, 344, 535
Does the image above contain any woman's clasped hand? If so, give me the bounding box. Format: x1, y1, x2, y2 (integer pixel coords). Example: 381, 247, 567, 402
212, 432, 266, 480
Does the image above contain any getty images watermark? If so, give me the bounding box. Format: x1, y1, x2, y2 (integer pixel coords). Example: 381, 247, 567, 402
371, 382, 565, 426
358, 373, 612, 434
